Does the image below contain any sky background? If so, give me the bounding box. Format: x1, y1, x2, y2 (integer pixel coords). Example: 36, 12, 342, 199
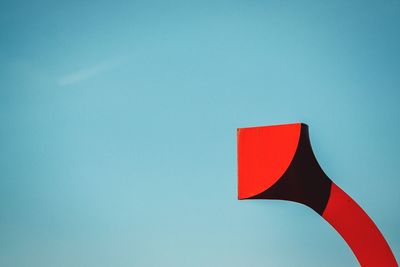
1, 0, 399, 266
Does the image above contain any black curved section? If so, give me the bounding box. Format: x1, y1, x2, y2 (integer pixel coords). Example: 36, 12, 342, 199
250, 123, 332, 215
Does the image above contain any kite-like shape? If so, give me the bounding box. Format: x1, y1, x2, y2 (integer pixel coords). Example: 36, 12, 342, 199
237, 123, 397, 266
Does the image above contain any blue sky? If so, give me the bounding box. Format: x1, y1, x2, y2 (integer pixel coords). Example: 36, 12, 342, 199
1, 0, 399, 266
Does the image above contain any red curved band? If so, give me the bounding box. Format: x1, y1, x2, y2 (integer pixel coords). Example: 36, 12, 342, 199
323, 183, 398, 266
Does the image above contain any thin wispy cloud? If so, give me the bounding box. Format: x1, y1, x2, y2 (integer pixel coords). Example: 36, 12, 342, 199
57, 60, 121, 87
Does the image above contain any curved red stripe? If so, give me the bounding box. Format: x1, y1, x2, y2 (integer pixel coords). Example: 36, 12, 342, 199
322, 183, 398, 266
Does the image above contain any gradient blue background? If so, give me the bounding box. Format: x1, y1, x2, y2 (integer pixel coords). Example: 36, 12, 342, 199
1, 1, 399, 266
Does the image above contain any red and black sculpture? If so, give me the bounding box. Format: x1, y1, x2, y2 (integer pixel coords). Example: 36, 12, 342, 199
237, 123, 397, 266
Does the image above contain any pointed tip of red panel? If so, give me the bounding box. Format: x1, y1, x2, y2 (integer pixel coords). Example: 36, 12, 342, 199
237, 123, 302, 199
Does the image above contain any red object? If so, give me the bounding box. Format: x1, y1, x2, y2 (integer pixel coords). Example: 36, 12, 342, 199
238, 123, 300, 199
323, 183, 397, 266
237, 123, 398, 266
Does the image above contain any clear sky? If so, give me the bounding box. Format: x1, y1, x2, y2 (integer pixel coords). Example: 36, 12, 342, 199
1, 0, 399, 266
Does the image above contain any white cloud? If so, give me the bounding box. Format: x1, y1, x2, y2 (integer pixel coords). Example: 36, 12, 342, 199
57, 60, 121, 87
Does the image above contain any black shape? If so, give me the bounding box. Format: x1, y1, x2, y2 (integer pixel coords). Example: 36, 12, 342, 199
250, 123, 333, 215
